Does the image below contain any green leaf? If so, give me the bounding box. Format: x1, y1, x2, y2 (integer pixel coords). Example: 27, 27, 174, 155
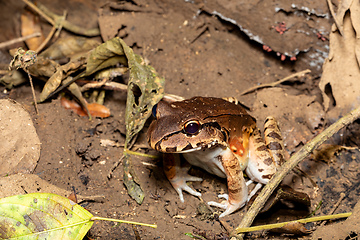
86, 37, 128, 77
119, 38, 165, 147
0, 193, 93, 240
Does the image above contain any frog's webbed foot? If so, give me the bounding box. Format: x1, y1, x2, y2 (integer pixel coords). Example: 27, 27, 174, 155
163, 153, 202, 202
208, 195, 246, 218
169, 173, 202, 202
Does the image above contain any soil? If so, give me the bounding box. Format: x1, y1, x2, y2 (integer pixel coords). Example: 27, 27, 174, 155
1, 0, 360, 239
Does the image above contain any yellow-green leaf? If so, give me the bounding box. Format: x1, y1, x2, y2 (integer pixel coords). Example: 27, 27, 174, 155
0, 193, 93, 240
86, 37, 128, 76
119, 38, 165, 147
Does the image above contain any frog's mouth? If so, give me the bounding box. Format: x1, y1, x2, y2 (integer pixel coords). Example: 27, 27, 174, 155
177, 140, 220, 153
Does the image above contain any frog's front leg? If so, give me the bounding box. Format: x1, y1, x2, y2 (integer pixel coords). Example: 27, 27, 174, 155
208, 148, 248, 217
163, 153, 202, 202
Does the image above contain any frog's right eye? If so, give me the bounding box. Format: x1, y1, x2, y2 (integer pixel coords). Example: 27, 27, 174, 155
184, 120, 200, 135
152, 104, 158, 118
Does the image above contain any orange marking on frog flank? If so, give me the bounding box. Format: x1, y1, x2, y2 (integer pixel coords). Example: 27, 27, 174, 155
229, 137, 245, 157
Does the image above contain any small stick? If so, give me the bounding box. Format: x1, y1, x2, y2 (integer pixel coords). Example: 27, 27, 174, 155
35, 26, 56, 53
240, 69, 311, 95
0, 33, 41, 49
22, 0, 100, 37
235, 212, 351, 234
320, 192, 346, 227
25, 69, 39, 114
22, 0, 55, 25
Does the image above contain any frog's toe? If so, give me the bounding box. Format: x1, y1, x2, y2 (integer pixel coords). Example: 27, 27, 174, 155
184, 176, 203, 182
208, 199, 246, 217
217, 193, 229, 200
170, 176, 202, 202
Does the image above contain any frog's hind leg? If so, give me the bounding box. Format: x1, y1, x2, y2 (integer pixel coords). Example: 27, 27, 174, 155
163, 153, 202, 202
264, 116, 285, 169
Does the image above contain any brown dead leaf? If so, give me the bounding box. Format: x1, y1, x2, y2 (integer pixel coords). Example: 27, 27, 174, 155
60, 97, 110, 118
312, 144, 346, 163
39, 36, 100, 60
319, 0, 360, 122
20, 9, 44, 50
271, 221, 310, 235
39, 54, 88, 102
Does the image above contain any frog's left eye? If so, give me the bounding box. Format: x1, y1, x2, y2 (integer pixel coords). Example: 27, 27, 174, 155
184, 120, 200, 135
152, 104, 158, 118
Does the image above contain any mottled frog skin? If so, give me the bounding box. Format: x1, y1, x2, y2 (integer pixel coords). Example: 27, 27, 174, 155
147, 97, 284, 217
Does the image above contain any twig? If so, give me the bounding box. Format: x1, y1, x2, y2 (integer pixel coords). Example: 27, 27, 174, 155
23, 0, 100, 37
123, 149, 158, 159
91, 216, 157, 228
0, 33, 41, 49
231, 105, 360, 239
320, 192, 346, 227
22, 0, 55, 25
38, 3, 100, 37
35, 26, 56, 53
54, 10, 67, 39
235, 212, 351, 234
25, 69, 39, 114
240, 69, 311, 95
35, 10, 67, 54
80, 81, 186, 103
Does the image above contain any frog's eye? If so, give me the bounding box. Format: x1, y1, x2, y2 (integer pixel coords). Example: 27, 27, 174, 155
152, 104, 158, 118
184, 120, 200, 135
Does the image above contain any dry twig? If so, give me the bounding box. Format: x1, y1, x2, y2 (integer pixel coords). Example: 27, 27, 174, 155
234, 212, 351, 234
319, 192, 346, 227
22, 0, 100, 37
0, 33, 41, 49
240, 69, 311, 95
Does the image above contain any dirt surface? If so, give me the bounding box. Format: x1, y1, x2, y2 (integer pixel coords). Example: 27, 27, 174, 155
1, 0, 360, 239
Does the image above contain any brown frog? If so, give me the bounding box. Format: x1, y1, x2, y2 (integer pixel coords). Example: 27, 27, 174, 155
147, 97, 285, 217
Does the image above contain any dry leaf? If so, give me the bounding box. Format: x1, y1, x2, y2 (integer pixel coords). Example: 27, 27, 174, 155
271, 222, 310, 235
60, 97, 110, 118
311, 144, 345, 163
20, 9, 44, 50
319, 1, 360, 122
39, 55, 88, 102
40, 36, 100, 60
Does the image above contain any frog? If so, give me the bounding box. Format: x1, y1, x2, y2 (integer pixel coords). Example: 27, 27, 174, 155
147, 96, 285, 217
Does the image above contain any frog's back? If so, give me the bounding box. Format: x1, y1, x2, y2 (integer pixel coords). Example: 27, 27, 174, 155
173, 97, 256, 129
